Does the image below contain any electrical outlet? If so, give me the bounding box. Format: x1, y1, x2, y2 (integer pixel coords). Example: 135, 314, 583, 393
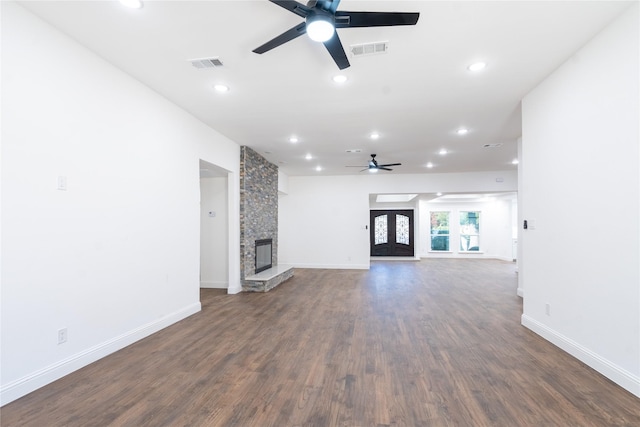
545, 303, 551, 316
58, 328, 68, 344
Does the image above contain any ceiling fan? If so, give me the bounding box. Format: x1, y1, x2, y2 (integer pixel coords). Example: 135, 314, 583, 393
253, 0, 420, 69
348, 154, 402, 172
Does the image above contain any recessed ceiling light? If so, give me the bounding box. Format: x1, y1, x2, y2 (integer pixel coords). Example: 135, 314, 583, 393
439, 148, 448, 155
426, 162, 434, 168
289, 136, 299, 143
315, 165, 323, 172
213, 84, 229, 93
370, 132, 380, 140
457, 128, 469, 135
332, 75, 348, 83
305, 153, 313, 160
512, 159, 519, 165
437, 192, 443, 196
468, 62, 487, 72
119, 0, 143, 9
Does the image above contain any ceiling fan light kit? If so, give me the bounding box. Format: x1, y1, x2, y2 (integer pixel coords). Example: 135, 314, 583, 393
253, 0, 420, 69
306, 13, 335, 42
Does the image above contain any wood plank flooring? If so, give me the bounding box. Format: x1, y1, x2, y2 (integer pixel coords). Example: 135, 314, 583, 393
2, 259, 639, 426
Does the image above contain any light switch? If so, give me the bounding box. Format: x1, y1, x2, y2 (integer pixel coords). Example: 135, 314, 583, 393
57, 176, 67, 191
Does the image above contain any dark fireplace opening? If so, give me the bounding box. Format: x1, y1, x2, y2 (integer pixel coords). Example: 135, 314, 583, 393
255, 238, 273, 274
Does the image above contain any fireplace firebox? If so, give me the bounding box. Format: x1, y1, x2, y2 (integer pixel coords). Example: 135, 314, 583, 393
255, 239, 273, 274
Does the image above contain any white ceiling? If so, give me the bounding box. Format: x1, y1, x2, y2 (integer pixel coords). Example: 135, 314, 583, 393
19, 0, 632, 176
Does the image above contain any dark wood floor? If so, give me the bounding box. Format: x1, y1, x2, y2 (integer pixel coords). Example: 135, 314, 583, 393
2, 259, 639, 426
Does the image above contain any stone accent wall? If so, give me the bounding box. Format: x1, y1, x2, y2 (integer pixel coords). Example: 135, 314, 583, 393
240, 146, 278, 281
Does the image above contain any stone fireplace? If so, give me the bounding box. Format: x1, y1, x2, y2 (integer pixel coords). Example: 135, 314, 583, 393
239, 146, 293, 292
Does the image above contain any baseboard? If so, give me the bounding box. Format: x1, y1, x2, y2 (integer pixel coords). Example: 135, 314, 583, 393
227, 285, 242, 295
0, 302, 201, 406
285, 263, 369, 270
419, 253, 515, 262
521, 314, 640, 398
200, 280, 228, 289
370, 256, 420, 262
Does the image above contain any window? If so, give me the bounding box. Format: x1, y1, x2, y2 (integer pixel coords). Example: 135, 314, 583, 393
460, 211, 480, 251
396, 214, 410, 245
430, 211, 450, 251
374, 215, 388, 245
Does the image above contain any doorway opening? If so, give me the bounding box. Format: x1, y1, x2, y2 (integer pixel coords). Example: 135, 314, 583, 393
199, 160, 229, 290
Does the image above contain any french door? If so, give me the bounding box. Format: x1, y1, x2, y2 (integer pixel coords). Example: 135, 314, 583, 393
370, 210, 414, 256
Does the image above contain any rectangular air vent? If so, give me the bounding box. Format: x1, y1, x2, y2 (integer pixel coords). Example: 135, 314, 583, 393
189, 57, 223, 69
483, 143, 504, 148
350, 41, 389, 57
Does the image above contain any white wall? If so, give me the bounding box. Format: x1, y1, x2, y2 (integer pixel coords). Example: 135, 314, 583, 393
278, 170, 289, 195
0, 3, 241, 404
279, 171, 517, 269
279, 175, 371, 269
200, 177, 228, 288
521, 4, 639, 397
419, 196, 515, 261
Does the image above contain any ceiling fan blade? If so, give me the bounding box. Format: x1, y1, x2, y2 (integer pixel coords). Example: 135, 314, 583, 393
323, 32, 350, 69
253, 22, 307, 54
379, 167, 393, 171
379, 163, 402, 167
269, 0, 312, 18
335, 11, 420, 28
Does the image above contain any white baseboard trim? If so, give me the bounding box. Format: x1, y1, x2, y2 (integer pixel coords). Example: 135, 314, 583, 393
0, 302, 201, 406
370, 256, 420, 262
494, 255, 517, 262
200, 280, 228, 289
284, 263, 370, 270
227, 285, 243, 294
226, 279, 243, 294
521, 314, 640, 398
419, 253, 515, 262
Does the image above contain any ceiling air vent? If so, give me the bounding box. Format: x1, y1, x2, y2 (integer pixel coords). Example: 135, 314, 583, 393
346, 149, 363, 153
189, 57, 224, 69
350, 41, 389, 57
483, 143, 504, 148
